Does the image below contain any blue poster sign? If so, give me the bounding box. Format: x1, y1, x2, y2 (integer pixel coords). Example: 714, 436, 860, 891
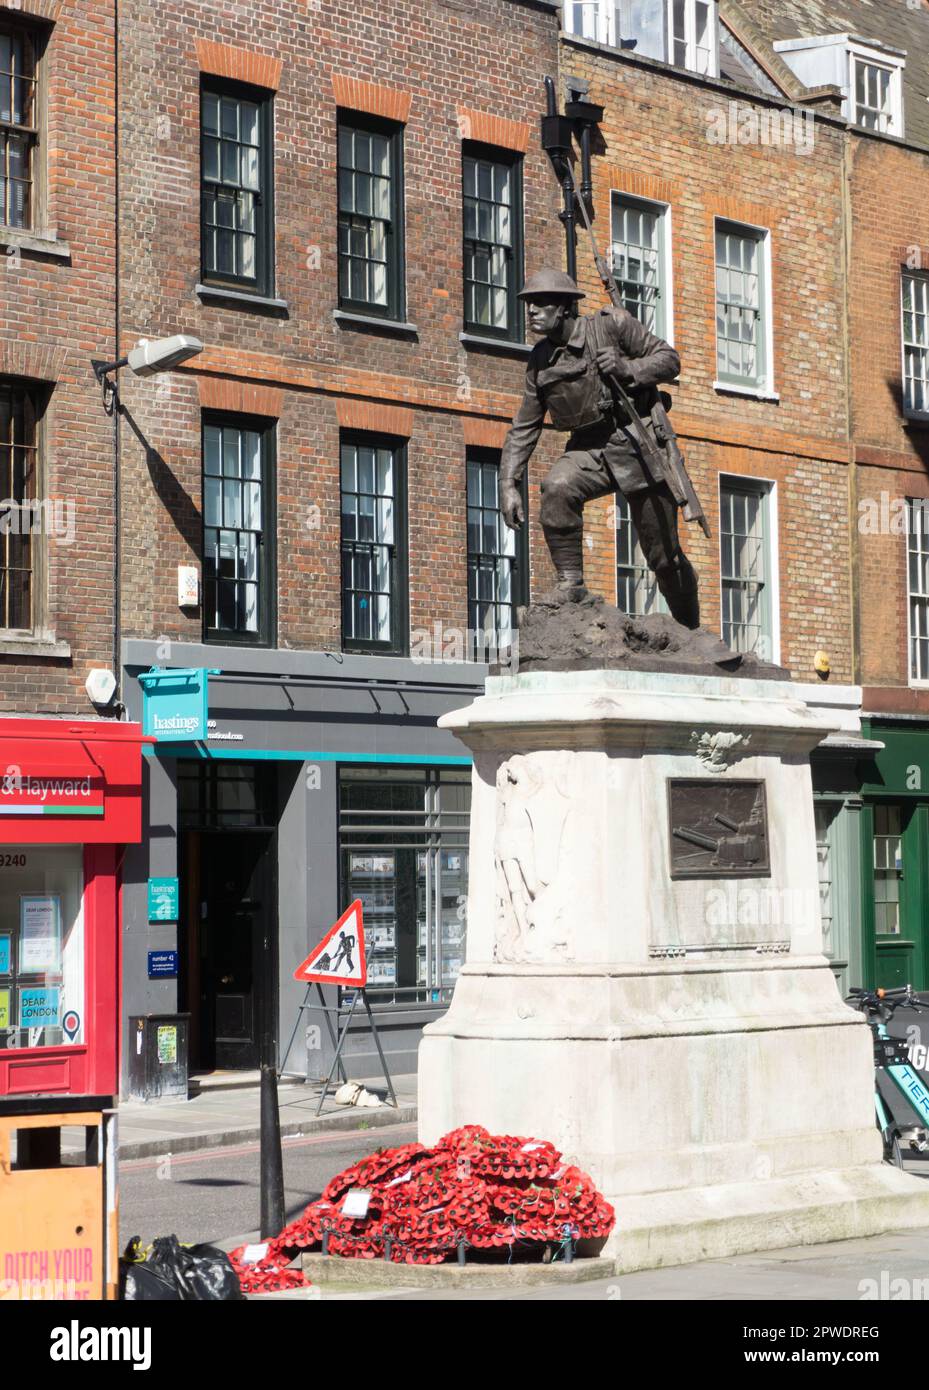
0, 934, 9, 975
148, 950, 179, 979
139, 668, 212, 742
148, 877, 179, 922
19, 986, 61, 1029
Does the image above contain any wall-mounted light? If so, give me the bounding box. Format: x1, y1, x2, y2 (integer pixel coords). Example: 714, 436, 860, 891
92, 334, 203, 413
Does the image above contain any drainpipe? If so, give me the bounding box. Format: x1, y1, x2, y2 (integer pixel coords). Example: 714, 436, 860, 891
542, 75, 578, 280
112, 0, 122, 714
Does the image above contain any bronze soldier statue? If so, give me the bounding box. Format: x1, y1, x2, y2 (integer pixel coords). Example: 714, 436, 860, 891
500, 269, 701, 629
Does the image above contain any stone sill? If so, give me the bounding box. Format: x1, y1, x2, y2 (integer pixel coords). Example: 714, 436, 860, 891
459, 332, 533, 358
0, 227, 71, 260
195, 283, 290, 315
0, 634, 71, 658
333, 309, 418, 338
713, 381, 780, 403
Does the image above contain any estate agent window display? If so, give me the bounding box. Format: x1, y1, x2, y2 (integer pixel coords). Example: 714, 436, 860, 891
0, 843, 84, 1050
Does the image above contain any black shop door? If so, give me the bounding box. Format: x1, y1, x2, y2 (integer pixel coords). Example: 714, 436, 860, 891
198, 831, 275, 1070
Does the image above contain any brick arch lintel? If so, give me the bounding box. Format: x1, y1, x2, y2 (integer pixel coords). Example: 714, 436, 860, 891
0, 0, 62, 20
195, 40, 282, 91
461, 416, 508, 449
335, 397, 413, 437
0, 340, 67, 383
331, 74, 411, 123
456, 108, 530, 154
197, 376, 283, 417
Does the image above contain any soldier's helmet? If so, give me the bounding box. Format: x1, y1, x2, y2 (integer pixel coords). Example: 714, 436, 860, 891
518, 269, 586, 302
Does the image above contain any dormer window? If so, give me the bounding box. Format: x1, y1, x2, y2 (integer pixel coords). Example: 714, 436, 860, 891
774, 34, 905, 139
563, 0, 719, 79
669, 0, 716, 77
853, 55, 895, 132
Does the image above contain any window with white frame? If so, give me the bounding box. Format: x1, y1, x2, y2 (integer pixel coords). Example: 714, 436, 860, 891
564, 1, 718, 76
854, 57, 895, 132
908, 497, 929, 682
611, 193, 670, 339
615, 492, 665, 617
848, 41, 904, 137
563, 0, 615, 45
902, 271, 929, 417
774, 36, 904, 140
720, 478, 775, 658
873, 804, 903, 936
668, 0, 716, 75
715, 220, 769, 391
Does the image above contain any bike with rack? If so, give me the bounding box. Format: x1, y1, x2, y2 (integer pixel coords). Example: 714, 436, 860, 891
847, 984, 929, 1167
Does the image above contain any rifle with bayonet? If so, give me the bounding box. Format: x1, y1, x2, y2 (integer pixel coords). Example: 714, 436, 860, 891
563, 160, 711, 538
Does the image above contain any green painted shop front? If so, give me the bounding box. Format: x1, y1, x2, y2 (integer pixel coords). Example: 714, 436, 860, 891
858, 720, 929, 992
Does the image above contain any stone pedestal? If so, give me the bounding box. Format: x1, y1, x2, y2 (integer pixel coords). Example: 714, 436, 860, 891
418, 668, 929, 1271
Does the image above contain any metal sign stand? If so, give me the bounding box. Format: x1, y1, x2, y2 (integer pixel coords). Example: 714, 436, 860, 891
279, 981, 348, 1085
315, 989, 397, 1117
280, 983, 398, 1116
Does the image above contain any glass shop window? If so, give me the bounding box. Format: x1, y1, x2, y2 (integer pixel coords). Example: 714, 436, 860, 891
0, 844, 84, 1050
873, 804, 903, 936
339, 767, 471, 1004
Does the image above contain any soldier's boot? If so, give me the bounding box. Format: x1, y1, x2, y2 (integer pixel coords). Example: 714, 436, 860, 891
655, 557, 700, 630
667, 582, 700, 631
543, 527, 589, 602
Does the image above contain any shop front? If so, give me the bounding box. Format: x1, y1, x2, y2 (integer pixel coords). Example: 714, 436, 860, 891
0, 717, 147, 1099
122, 640, 482, 1089
858, 717, 929, 992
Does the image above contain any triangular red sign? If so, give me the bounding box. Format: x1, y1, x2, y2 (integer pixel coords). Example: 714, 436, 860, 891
294, 901, 366, 987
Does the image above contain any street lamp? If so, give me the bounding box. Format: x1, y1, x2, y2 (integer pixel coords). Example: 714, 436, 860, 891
92, 334, 203, 413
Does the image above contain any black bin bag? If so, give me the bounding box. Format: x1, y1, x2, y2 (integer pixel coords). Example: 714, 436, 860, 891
120, 1235, 244, 1301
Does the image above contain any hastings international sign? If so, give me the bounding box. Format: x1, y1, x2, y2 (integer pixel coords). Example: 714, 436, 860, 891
139, 668, 211, 743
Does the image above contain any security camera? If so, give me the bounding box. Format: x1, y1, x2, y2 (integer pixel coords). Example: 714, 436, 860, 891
86, 668, 117, 708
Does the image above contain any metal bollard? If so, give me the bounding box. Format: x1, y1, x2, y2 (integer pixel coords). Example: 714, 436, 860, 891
457, 1238, 467, 1266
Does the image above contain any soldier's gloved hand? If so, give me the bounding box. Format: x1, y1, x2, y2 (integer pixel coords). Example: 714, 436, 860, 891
595, 346, 636, 385
500, 484, 525, 530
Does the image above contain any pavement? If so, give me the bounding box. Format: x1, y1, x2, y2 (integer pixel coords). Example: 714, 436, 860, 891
255, 1225, 929, 1301
100, 1072, 417, 1160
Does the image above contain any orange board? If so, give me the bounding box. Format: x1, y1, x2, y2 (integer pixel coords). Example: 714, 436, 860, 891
0, 1109, 116, 1300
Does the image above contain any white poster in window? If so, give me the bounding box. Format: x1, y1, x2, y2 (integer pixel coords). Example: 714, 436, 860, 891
20, 895, 61, 973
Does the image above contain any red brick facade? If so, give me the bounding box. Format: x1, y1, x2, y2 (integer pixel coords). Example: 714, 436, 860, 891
116, 0, 563, 655
849, 138, 929, 708
561, 39, 854, 681
0, 0, 117, 713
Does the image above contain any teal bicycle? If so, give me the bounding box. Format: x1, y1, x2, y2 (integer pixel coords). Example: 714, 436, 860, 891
847, 985, 929, 1167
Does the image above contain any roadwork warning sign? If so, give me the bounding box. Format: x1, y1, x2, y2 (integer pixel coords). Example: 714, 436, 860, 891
294, 901, 367, 987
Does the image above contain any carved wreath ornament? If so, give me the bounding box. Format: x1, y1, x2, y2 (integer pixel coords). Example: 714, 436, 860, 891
690, 730, 751, 773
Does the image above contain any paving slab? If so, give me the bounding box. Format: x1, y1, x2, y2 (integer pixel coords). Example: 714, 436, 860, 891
248, 1224, 929, 1300
67, 1074, 418, 1159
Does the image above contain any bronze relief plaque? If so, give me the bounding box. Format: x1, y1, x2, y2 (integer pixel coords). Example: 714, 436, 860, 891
668, 779, 770, 879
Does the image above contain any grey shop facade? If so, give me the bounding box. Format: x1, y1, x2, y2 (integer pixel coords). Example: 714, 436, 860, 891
119, 639, 482, 1094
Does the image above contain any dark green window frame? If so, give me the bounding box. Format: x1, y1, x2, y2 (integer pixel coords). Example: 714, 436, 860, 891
0, 20, 42, 231
466, 449, 527, 658
202, 412, 276, 648
337, 112, 405, 322
462, 144, 524, 342
340, 432, 409, 656
200, 78, 275, 299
